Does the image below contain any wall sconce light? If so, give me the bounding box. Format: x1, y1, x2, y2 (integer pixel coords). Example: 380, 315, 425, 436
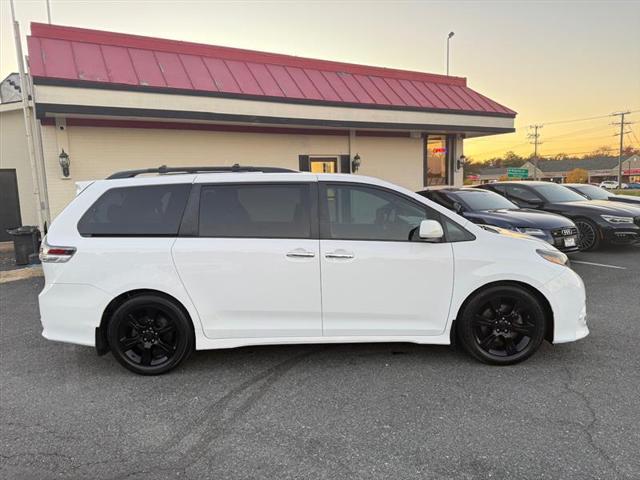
59, 149, 70, 178
352, 153, 361, 173
457, 154, 467, 171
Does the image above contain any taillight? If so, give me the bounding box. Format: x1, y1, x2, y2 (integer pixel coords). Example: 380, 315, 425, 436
40, 239, 76, 263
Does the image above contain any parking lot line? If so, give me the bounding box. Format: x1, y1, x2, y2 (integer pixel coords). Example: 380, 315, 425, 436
571, 260, 627, 270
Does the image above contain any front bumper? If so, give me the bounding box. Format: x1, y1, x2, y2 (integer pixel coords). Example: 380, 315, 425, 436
600, 223, 640, 244
541, 268, 589, 344
527, 228, 580, 253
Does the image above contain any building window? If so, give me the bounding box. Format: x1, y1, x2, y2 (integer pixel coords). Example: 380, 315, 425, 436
424, 135, 452, 186
310, 157, 338, 173
299, 154, 351, 173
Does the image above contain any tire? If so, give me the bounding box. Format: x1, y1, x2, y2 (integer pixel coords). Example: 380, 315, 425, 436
107, 294, 194, 375
574, 218, 601, 251
457, 285, 547, 365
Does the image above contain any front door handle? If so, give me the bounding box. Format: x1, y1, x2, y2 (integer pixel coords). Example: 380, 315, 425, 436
325, 251, 354, 259
286, 249, 316, 258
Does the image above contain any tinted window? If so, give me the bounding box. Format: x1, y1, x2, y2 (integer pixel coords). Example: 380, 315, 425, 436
531, 183, 586, 203
455, 190, 518, 210
570, 185, 610, 200
323, 184, 436, 241
78, 184, 190, 236
199, 184, 311, 238
505, 185, 542, 203
428, 191, 456, 210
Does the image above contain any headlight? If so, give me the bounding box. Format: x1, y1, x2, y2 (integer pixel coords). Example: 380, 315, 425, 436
601, 215, 634, 224
536, 249, 570, 267
516, 227, 546, 236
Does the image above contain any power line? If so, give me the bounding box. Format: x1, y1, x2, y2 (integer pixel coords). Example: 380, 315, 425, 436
542, 113, 612, 126
515, 109, 638, 130
542, 124, 613, 142
545, 133, 619, 144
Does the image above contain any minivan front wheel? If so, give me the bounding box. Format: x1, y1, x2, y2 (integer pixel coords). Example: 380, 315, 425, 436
457, 286, 546, 365
107, 295, 193, 375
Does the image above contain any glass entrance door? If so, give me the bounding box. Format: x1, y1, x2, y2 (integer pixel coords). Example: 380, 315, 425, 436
310, 157, 338, 173
425, 136, 449, 186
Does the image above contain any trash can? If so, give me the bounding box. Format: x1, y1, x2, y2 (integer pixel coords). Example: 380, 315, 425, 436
6, 226, 41, 266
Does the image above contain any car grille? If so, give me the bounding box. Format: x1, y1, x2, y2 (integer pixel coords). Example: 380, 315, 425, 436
551, 227, 579, 237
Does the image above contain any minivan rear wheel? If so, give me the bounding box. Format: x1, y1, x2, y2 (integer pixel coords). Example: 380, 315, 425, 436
457, 286, 546, 365
107, 295, 193, 375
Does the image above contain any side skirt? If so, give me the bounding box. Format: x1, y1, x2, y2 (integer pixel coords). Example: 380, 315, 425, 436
194, 334, 452, 351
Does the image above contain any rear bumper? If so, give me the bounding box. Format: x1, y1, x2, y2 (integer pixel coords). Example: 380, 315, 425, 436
38, 283, 110, 347
542, 268, 589, 344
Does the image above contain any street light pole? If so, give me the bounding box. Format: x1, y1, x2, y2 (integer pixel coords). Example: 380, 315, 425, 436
446, 32, 455, 76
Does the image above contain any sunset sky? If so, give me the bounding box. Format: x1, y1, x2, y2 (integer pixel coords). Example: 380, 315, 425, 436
2, 0, 639, 162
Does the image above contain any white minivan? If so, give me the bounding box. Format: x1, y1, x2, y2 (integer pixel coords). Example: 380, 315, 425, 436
39, 166, 588, 374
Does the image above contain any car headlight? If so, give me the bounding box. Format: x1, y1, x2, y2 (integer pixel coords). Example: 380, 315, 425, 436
601, 215, 634, 224
536, 249, 570, 267
515, 227, 546, 236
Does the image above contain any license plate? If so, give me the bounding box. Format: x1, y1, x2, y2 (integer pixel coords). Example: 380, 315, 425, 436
564, 236, 577, 247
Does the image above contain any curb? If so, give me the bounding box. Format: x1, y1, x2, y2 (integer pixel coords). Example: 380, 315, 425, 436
0, 266, 44, 284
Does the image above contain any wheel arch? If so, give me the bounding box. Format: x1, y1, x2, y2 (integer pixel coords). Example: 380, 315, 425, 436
453, 280, 554, 344
96, 289, 195, 355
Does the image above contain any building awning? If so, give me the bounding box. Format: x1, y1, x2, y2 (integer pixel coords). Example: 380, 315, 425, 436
27, 23, 516, 136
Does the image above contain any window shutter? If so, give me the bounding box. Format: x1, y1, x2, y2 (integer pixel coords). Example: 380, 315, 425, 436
340, 154, 351, 174
298, 155, 310, 171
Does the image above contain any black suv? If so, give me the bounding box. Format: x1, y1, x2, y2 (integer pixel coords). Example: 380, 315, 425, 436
476, 181, 640, 250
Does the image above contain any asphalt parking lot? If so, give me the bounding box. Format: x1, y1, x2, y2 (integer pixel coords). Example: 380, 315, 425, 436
1, 245, 639, 480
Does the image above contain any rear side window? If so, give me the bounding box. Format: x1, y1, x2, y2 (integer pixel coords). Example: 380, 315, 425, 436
198, 184, 312, 238
78, 184, 191, 236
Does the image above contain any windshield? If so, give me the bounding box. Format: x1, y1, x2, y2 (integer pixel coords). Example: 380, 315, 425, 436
532, 183, 587, 203
455, 190, 518, 210
571, 184, 610, 200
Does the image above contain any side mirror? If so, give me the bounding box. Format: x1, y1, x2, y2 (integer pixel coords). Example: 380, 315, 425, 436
453, 202, 465, 214
419, 219, 444, 241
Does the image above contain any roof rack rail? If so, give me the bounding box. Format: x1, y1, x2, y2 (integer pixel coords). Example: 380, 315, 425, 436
106, 164, 296, 179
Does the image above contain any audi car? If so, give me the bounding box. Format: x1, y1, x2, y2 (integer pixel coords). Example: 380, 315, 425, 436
476, 181, 640, 250
417, 187, 580, 252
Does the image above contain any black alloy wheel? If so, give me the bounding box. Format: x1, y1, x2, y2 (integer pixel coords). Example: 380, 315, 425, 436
107, 295, 193, 375
574, 218, 600, 251
457, 286, 546, 365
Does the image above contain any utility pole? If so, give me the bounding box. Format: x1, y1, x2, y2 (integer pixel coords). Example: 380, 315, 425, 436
612, 111, 633, 188
528, 125, 543, 181
46, 0, 52, 23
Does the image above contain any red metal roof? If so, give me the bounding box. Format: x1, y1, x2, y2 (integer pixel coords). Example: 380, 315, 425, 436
27, 23, 515, 117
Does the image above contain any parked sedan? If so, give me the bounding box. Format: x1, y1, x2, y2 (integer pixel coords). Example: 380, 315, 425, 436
417, 187, 580, 252
564, 183, 640, 205
477, 181, 640, 250
600, 180, 628, 189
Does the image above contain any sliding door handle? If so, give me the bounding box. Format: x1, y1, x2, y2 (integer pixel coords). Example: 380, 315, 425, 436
286, 250, 316, 258
325, 252, 354, 259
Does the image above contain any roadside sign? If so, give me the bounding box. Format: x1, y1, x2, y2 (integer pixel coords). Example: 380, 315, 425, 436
507, 167, 529, 178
